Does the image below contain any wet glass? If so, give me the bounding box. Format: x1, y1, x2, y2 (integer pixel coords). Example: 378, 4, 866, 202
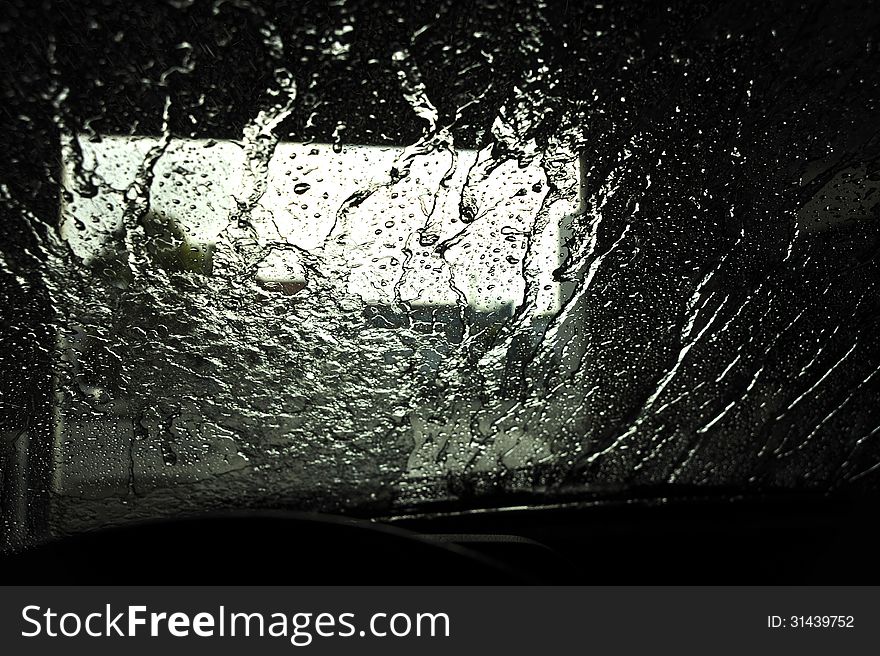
1, 0, 879, 549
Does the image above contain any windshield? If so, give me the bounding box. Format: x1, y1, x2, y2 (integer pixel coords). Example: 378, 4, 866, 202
2, 0, 879, 549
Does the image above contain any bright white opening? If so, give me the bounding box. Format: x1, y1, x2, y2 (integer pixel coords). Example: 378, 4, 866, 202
60, 136, 580, 313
